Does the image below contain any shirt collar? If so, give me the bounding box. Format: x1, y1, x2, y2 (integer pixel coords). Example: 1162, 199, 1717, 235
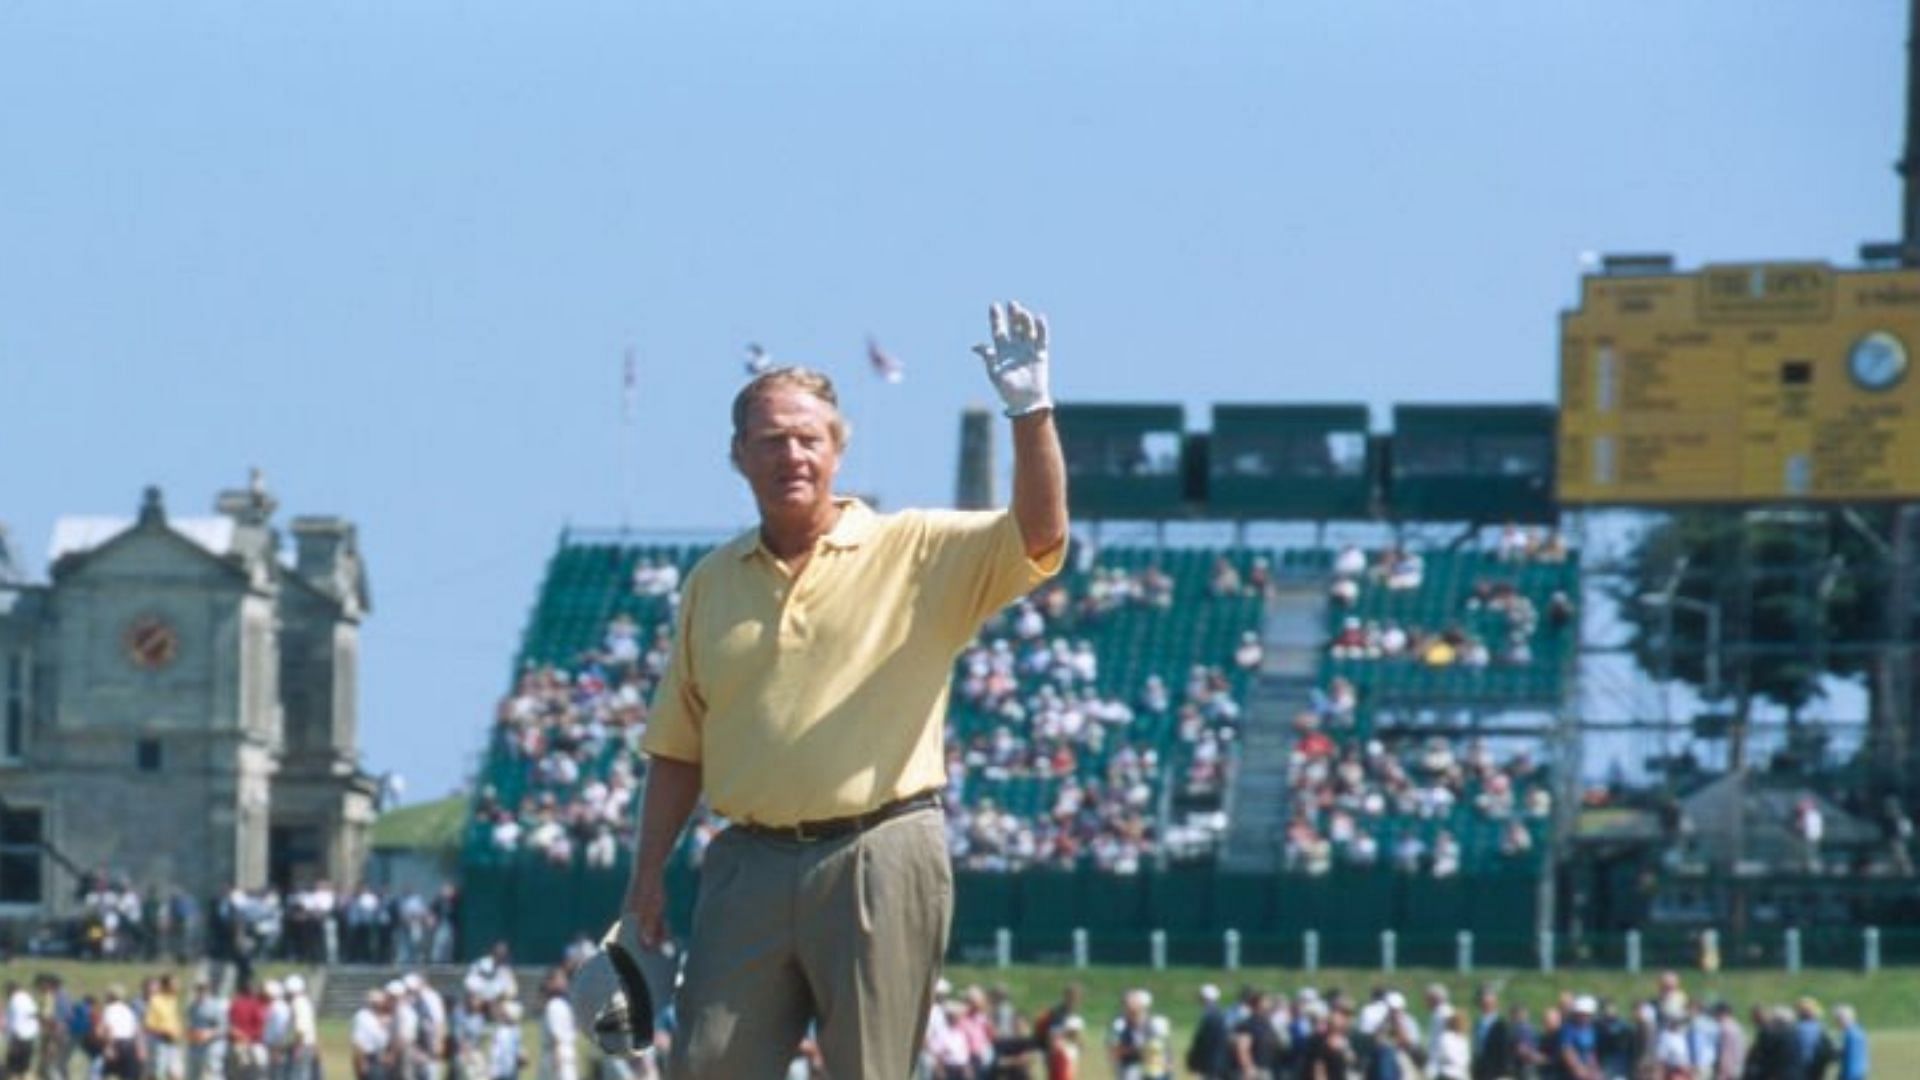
819, 497, 877, 550
732, 497, 875, 561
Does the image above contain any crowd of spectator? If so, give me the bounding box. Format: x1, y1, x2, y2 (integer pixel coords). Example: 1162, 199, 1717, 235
480, 616, 658, 865
476, 549, 1261, 876
2, 970, 318, 1080
1280, 724, 1549, 877
939, 566, 1255, 872
349, 942, 578, 1080
207, 883, 462, 979
1208, 555, 1276, 600
1286, 536, 1572, 878
905, 968, 1870, 1080
1178, 969, 1866, 1080
1324, 540, 1575, 671
0, 938, 609, 1080
0, 956, 1875, 1080
1496, 523, 1572, 566
62, 877, 196, 964
37, 877, 457, 982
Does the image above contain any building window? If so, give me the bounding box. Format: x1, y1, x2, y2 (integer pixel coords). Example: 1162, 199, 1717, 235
3, 652, 26, 763
136, 739, 162, 773
0, 805, 42, 905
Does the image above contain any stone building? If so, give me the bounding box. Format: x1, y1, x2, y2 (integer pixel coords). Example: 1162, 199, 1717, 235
0, 474, 376, 917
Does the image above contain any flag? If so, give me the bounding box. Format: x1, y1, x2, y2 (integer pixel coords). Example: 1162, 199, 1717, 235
868, 336, 904, 383
744, 342, 773, 375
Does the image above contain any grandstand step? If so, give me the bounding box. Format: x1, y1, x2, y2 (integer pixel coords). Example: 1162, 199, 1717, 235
315, 964, 547, 1020
1259, 582, 1325, 678
1221, 579, 1329, 873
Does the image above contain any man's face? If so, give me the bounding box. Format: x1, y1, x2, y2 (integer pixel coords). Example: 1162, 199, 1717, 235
733, 387, 842, 519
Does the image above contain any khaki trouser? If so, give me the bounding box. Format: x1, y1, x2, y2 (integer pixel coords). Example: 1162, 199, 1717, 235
669, 807, 952, 1080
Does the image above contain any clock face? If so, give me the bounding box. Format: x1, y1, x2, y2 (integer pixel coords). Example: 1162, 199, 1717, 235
124, 615, 180, 671
1848, 331, 1909, 392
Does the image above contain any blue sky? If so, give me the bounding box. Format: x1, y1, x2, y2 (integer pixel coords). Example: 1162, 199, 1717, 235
0, 2, 1905, 801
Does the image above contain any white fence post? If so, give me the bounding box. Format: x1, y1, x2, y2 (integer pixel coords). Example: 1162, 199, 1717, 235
1304, 930, 1320, 973
1381, 930, 1397, 973
1150, 930, 1167, 971
995, 928, 1012, 969
1538, 929, 1555, 974
1224, 929, 1242, 972
1864, 927, 1881, 974
1784, 928, 1801, 974
1456, 930, 1474, 974
1625, 929, 1642, 974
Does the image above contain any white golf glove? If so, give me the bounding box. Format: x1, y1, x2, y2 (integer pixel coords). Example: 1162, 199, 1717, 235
972, 300, 1053, 418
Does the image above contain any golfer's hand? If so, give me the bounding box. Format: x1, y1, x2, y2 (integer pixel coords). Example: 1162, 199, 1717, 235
973, 300, 1053, 418
627, 871, 668, 949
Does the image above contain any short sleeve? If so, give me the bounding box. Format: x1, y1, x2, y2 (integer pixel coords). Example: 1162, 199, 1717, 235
917, 509, 1065, 643
639, 575, 705, 763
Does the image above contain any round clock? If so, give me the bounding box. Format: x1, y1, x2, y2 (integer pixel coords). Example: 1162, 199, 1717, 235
124, 615, 180, 671
1848, 330, 1909, 392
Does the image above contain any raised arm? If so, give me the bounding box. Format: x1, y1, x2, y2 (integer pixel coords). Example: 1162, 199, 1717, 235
975, 300, 1068, 558
1011, 409, 1066, 558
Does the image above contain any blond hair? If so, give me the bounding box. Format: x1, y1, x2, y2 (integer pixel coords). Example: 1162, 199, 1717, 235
731, 366, 849, 448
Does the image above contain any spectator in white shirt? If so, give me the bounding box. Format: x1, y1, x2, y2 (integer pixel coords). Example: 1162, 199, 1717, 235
261, 983, 293, 1080
408, 974, 448, 1080
488, 1003, 523, 1080
1425, 984, 1456, 1068
583, 827, 618, 870
311, 883, 341, 966
349, 990, 392, 1080
537, 975, 576, 1080
5, 980, 40, 1080
1797, 797, 1825, 873
929, 1001, 971, 1078
630, 559, 679, 599
99, 987, 143, 1080
1430, 1011, 1470, 1080
286, 977, 317, 1080
385, 983, 417, 1080
1497, 523, 1530, 563
1334, 544, 1367, 578
484, 950, 519, 1005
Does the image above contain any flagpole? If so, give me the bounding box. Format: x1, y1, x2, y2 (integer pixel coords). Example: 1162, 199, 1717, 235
621, 345, 638, 530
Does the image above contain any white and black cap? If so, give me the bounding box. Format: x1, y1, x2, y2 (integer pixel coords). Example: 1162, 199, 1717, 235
570, 916, 676, 1057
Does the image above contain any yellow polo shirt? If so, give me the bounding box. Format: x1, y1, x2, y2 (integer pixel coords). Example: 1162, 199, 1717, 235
641, 498, 1063, 825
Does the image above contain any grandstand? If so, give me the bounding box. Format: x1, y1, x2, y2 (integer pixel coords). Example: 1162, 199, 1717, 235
460, 525, 1579, 963
469, 537, 1270, 873
454, 383, 1920, 970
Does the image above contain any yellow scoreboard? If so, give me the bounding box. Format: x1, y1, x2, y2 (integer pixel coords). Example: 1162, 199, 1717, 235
1558, 263, 1920, 504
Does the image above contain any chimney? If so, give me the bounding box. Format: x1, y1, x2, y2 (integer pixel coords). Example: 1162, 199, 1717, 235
291, 517, 358, 605
955, 406, 996, 510
137, 485, 168, 528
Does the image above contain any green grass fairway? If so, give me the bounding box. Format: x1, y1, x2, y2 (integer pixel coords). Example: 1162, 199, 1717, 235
4, 959, 1914, 1080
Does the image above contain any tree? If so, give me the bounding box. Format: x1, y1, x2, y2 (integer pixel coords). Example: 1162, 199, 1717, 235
1614, 509, 1887, 766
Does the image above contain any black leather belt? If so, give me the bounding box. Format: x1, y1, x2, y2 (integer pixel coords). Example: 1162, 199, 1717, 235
735, 790, 944, 843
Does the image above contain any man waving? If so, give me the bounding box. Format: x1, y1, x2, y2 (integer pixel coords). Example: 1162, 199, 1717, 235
622, 301, 1067, 1078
